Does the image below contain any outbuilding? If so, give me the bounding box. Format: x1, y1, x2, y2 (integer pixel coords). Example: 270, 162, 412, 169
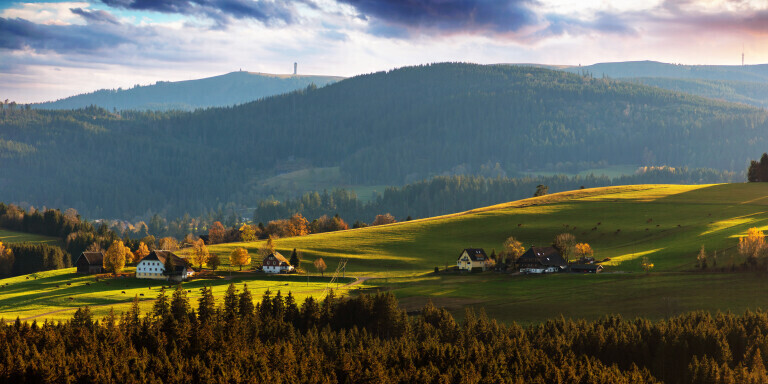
75, 252, 105, 274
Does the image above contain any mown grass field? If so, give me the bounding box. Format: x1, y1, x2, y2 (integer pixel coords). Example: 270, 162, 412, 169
4, 183, 768, 323
0, 268, 354, 322
0, 229, 61, 245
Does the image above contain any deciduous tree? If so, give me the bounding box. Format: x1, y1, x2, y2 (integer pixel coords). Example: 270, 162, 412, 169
104, 240, 127, 274
501, 236, 526, 265
230, 247, 250, 271
574, 243, 593, 261
208, 253, 221, 270
372, 213, 396, 226
208, 221, 226, 244
158, 237, 180, 251
314, 258, 327, 276
134, 242, 150, 263
739, 227, 766, 267
554, 233, 576, 264
240, 224, 257, 242
190, 238, 209, 268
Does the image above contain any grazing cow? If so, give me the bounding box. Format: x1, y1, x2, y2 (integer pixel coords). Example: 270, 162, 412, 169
591, 227, 597, 231
69, 297, 73, 301
55, 285, 59, 288
66, 283, 71, 286
85, 283, 90, 286
25, 277, 29, 280
121, 291, 126, 294
517, 223, 522, 227
188, 290, 192, 293
646, 228, 649, 231
597, 222, 602, 225
140, 293, 144, 297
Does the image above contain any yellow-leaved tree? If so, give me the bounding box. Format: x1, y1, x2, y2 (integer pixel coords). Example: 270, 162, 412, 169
574, 243, 594, 260
739, 227, 766, 267
314, 257, 327, 276
104, 240, 127, 275
501, 236, 526, 265
134, 242, 150, 263
191, 238, 209, 268
230, 247, 250, 271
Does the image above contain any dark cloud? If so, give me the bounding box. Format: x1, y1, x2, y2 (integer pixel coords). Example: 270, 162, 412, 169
100, 0, 297, 26
70, 7, 121, 25
0, 17, 131, 53
540, 12, 636, 38
336, 0, 538, 35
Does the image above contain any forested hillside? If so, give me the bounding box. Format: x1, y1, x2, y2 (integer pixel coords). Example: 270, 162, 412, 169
1, 63, 765, 219
557, 61, 768, 107
34, 71, 343, 111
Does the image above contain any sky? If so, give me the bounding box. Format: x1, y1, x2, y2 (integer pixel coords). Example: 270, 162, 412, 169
2, 0, 768, 103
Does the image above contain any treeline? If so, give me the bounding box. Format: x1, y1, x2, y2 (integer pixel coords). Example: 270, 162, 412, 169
254, 167, 741, 223
6, 243, 70, 276
5, 287, 768, 383
1, 63, 766, 219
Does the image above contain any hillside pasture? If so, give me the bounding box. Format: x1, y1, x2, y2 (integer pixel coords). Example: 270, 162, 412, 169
208, 183, 768, 275
0, 229, 61, 245
0, 268, 354, 322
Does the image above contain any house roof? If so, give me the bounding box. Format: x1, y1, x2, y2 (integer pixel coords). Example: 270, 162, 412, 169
78, 252, 104, 266
264, 252, 290, 265
518, 246, 566, 267
459, 248, 487, 261
140, 250, 190, 268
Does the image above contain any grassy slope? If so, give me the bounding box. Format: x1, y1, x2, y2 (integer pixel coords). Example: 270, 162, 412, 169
0, 229, 61, 245
210, 183, 768, 275
0, 268, 353, 322
6, 183, 768, 323
203, 183, 768, 323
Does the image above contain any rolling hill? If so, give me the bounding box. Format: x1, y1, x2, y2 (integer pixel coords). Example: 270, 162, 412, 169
2, 63, 767, 219
554, 61, 768, 108
4, 183, 768, 323
33, 71, 344, 111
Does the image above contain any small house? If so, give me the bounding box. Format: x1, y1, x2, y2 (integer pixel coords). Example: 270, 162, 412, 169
263, 252, 294, 274
136, 250, 195, 281
517, 246, 566, 274
570, 264, 603, 273
75, 252, 105, 274
457, 248, 489, 272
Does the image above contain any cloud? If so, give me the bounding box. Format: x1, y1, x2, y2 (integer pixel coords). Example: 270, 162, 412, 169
0, 17, 132, 53
336, 0, 539, 36
70, 7, 121, 25
100, 0, 298, 26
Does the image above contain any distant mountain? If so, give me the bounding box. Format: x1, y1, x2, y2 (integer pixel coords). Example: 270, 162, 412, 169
549, 61, 768, 108
561, 60, 768, 83
34, 71, 344, 111
2, 63, 766, 219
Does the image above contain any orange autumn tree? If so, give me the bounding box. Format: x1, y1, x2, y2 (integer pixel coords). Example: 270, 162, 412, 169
133, 242, 150, 263
575, 243, 594, 260
230, 247, 251, 271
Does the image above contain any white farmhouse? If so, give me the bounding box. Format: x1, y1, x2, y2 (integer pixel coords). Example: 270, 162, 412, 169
136, 250, 195, 281
262, 252, 294, 274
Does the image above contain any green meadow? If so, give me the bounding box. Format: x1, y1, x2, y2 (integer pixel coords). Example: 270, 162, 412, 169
0, 229, 61, 245
4, 183, 768, 323
0, 268, 353, 322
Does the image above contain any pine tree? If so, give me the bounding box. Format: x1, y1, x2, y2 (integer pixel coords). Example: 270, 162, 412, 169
223, 283, 238, 320
238, 284, 254, 318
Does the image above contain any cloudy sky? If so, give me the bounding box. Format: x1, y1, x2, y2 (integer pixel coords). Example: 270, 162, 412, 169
2, 0, 768, 103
